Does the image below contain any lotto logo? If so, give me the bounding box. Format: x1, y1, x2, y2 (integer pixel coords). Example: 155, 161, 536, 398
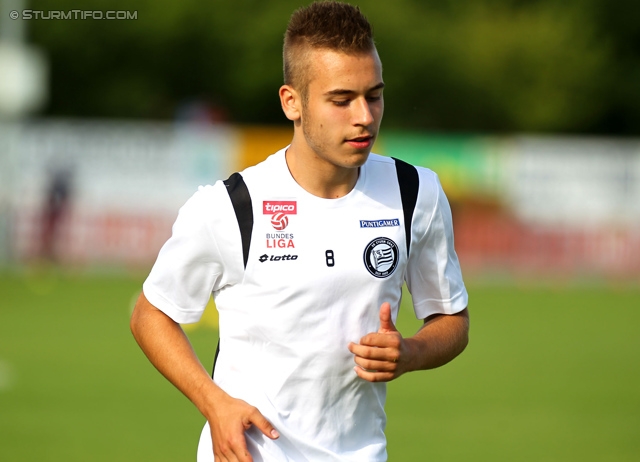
271, 212, 289, 231
263, 201, 297, 214
259, 254, 298, 262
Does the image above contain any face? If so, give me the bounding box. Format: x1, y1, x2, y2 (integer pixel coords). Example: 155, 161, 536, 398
290, 47, 384, 170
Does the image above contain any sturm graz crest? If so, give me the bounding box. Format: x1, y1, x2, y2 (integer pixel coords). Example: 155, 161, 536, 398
363, 237, 399, 278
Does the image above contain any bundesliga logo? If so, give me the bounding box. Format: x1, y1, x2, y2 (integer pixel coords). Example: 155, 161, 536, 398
271, 212, 288, 231
264, 201, 297, 231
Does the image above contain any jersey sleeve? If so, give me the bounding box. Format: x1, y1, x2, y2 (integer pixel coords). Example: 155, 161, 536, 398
405, 169, 468, 320
143, 181, 242, 324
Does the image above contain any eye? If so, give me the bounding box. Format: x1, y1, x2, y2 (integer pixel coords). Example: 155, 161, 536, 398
333, 100, 351, 107
366, 94, 382, 102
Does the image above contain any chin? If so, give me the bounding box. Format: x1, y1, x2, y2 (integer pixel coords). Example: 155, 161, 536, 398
343, 152, 370, 168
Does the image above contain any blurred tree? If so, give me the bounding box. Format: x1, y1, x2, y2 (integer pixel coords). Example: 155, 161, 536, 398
25, 0, 640, 134
578, 0, 640, 134
368, 1, 611, 133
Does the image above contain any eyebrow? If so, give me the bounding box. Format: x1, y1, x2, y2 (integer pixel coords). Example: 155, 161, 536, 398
323, 82, 385, 97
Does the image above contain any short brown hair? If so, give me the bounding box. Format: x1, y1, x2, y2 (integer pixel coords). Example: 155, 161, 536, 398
283, 1, 375, 93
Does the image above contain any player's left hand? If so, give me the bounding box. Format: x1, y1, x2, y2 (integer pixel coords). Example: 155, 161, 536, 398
348, 302, 409, 382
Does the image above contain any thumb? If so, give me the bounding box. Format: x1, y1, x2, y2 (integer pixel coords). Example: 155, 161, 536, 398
378, 302, 397, 333
249, 410, 280, 440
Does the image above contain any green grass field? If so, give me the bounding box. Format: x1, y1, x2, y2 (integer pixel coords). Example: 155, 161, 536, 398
1, 269, 638, 461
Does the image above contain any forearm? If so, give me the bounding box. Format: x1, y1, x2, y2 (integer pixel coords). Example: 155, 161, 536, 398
131, 293, 279, 459
130, 293, 223, 420
404, 307, 469, 372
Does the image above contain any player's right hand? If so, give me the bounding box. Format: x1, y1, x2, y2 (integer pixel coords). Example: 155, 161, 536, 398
208, 393, 279, 462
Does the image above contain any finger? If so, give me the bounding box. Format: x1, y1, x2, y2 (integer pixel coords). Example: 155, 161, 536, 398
214, 431, 251, 462
230, 436, 252, 462
247, 409, 280, 440
214, 444, 247, 462
355, 330, 403, 349
215, 452, 240, 462
348, 341, 400, 361
353, 355, 398, 373
353, 365, 395, 383
378, 302, 397, 333
211, 419, 253, 462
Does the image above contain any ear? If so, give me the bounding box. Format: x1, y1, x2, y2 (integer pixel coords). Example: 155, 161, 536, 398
279, 85, 302, 122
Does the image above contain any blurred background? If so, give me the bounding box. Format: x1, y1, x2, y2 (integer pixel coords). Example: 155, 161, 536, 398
1, 0, 638, 461
1, 0, 639, 276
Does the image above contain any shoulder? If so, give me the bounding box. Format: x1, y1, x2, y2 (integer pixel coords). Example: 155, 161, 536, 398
182, 181, 229, 213
237, 148, 288, 185
182, 148, 287, 219
174, 177, 251, 241
366, 152, 395, 167
365, 153, 438, 180
365, 154, 441, 196
415, 165, 441, 197
361, 153, 398, 186
371, 157, 449, 234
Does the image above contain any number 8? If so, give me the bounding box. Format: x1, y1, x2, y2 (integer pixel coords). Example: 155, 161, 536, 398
325, 250, 335, 267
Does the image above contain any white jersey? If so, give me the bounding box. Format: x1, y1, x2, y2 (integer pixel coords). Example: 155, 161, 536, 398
143, 149, 468, 461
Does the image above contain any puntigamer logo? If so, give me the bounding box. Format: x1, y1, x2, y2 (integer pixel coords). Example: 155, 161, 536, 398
360, 219, 400, 228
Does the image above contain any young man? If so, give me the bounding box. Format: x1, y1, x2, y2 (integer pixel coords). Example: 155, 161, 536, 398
130, 2, 469, 461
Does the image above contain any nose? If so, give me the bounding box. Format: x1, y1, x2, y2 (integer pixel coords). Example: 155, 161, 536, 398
352, 98, 374, 127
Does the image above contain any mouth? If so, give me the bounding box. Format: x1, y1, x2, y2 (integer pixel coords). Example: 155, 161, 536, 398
346, 135, 374, 150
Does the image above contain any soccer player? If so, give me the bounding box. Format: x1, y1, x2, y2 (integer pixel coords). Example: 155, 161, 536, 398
130, 2, 469, 461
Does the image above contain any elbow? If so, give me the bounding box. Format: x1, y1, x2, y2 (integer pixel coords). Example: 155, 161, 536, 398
130, 309, 140, 338
460, 308, 469, 353
459, 330, 469, 355
129, 291, 147, 341
456, 307, 470, 356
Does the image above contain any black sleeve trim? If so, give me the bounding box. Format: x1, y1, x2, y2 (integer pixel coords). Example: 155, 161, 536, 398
223, 172, 253, 270
213, 172, 254, 377
392, 157, 419, 257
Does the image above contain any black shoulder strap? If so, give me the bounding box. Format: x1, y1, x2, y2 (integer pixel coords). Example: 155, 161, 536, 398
212, 172, 254, 377
392, 157, 419, 257
223, 172, 253, 269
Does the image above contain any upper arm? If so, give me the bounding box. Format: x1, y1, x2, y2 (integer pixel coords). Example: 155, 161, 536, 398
407, 170, 468, 319
142, 183, 237, 325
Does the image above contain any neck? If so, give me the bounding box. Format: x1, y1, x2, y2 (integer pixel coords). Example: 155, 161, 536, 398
285, 142, 360, 199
